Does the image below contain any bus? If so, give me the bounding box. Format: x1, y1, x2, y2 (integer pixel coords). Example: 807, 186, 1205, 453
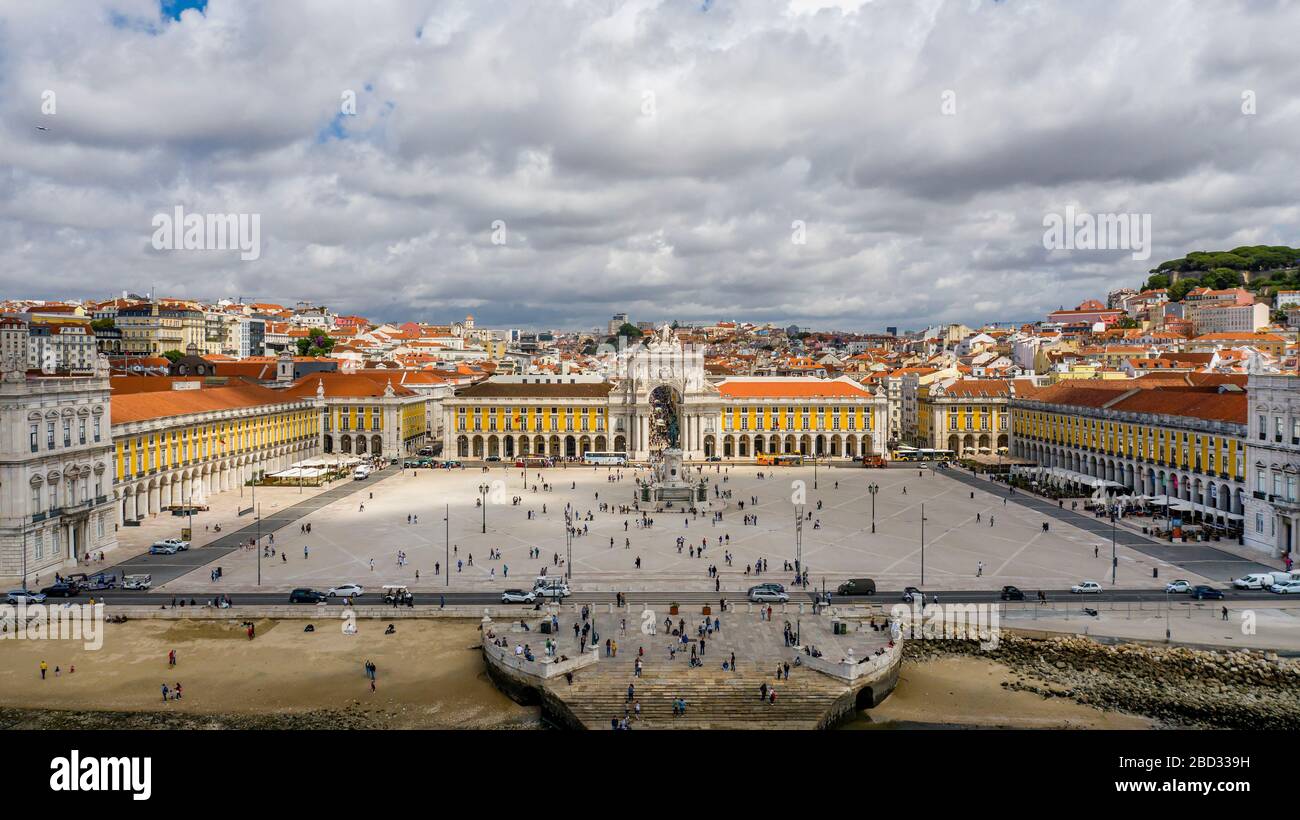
892, 448, 955, 462
582, 451, 629, 466
514, 457, 551, 468
756, 454, 803, 466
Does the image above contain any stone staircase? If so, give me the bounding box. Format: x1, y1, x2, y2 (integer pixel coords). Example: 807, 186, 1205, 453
547, 661, 850, 729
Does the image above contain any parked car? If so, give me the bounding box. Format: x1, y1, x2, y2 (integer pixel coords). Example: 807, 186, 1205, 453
752, 582, 786, 594
82, 572, 116, 591
1070, 581, 1103, 594
485, 455, 502, 463
5, 589, 46, 604
327, 584, 364, 598
1232, 573, 1278, 590
39, 583, 79, 598
532, 578, 570, 599
152, 538, 190, 551
999, 585, 1025, 601
1269, 580, 1300, 594
288, 588, 328, 604
1165, 579, 1191, 594
148, 543, 180, 555
901, 586, 923, 603
706, 456, 722, 462
122, 574, 152, 590
748, 586, 789, 603
1190, 585, 1224, 600
836, 578, 876, 596
501, 589, 537, 604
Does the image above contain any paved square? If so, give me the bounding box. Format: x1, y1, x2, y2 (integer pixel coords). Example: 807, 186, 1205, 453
156, 464, 1216, 594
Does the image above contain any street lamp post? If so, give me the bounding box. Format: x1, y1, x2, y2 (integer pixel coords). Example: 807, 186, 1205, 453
1170, 587, 1180, 644
564, 510, 573, 582
868, 482, 878, 534
920, 502, 928, 586
794, 504, 803, 585
1111, 511, 1118, 585
478, 483, 488, 534
253, 477, 260, 587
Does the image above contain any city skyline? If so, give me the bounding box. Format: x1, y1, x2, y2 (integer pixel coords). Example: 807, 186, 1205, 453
5, 1, 1299, 329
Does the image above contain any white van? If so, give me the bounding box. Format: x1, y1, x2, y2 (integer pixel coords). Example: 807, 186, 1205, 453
1232, 572, 1279, 590
532, 577, 570, 599
353, 467, 370, 481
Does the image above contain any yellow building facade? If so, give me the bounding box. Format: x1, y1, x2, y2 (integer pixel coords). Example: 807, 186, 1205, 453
111, 383, 319, 523
1010, 382, 1248, 532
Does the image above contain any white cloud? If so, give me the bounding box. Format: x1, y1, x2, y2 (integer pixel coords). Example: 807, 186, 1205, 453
1, 0, 1297, 330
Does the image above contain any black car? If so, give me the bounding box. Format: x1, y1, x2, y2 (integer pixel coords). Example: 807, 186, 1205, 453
706, 456, 722, 462
289, 588, 327, 604
40, 583, 79, 598
902, 586, 923, 603
836, 578, 876, 596
1190, 585, 1224, 600
1000, 585, 1025, 601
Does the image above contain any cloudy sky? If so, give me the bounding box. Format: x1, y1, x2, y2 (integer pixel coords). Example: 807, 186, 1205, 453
2, 0, 1298, 332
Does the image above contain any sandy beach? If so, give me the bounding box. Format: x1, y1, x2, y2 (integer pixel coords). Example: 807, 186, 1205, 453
0, 616, 1161, 730
847, 655, 1152, 729
0, 618, 536, 729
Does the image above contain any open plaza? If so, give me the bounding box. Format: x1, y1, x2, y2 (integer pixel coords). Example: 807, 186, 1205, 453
95, 461, 1247, 596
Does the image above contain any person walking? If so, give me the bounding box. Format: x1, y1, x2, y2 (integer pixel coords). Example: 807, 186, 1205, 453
40, 660, 48, 680
168, 649, 176, 667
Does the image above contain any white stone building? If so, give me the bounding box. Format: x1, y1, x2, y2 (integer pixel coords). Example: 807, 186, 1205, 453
0, 352, 116, 582
1244, 373, 1300, 558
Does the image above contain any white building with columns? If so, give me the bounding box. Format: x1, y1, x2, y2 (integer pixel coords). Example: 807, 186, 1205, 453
0, 352, 117, 582
1244, 373, 1300, 558
441, 328, 888, 461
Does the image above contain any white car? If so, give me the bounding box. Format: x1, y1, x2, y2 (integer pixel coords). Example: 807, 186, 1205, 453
748, 586, 790, 603
6, 589, 47, 604
501, 589, 538, 604
1165, 579, 1191, 594
1269, 580, 1300, 594
1071, 581, 1103, 594
152, 538, 190, 551
327, 583, 364, 598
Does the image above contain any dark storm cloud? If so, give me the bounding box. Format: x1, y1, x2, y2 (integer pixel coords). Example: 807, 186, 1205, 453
1, 0, 1298, 332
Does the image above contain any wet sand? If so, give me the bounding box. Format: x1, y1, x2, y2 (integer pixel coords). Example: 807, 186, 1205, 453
846, 655, 1151, 729
1, 619, 1151, 730
0, 618, 537, 729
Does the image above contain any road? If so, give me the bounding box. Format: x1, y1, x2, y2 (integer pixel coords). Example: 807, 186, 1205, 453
73, 586, 1284, 608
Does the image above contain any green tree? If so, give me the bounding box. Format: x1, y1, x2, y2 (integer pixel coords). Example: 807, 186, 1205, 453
296, 327, 335, 357
162, 349, 184, 364
1168, 278, 1200, 301
1142, 272, 1169, 291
